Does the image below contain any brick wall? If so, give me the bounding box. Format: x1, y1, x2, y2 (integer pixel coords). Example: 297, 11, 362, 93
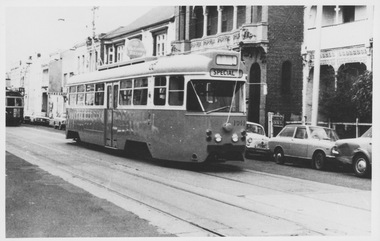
266, 6, 304, 122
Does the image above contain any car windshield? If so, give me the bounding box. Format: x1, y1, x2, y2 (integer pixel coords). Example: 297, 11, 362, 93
246, 123, 265, 135
361, 127, 372, 138
309, 127, 339, 141
186, 80, 245, 113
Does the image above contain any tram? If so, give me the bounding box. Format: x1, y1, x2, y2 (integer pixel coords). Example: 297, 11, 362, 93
65, 50, 247, 163
6, 88, 24, 126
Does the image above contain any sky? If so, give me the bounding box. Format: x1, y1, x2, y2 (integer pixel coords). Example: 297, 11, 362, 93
3, 4, 156, 70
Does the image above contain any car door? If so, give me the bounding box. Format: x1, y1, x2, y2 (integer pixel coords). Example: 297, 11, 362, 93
276, 126, 296, 156
290, 126, 309, 158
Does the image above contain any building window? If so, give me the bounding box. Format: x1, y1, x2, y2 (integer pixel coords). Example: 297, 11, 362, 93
237, 6, 246, 28
221, 6, 233, 32
116, 45, 124, 62
193, 6, 204, 39
154, 31, 167, 56
253, 6, 262, 24
281, 61, 292, 94
207, 6, 218, 36
342, 6, 355, 23
107, 46, 114, 64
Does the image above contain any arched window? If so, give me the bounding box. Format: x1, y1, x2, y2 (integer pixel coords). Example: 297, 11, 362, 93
281, 61, 292, 94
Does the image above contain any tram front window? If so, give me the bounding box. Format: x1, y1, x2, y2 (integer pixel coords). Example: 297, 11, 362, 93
187, 80, 244, 113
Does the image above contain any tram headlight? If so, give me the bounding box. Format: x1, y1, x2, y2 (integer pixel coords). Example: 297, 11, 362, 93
214, 133, 222, 143
232, 133, 239, 143
247, 137, 253, 143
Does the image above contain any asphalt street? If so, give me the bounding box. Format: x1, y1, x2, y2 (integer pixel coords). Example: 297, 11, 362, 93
5, 151, 175, 238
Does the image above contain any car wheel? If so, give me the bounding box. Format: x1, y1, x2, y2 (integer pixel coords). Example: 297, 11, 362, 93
274, 148, 285, 165
353, 154, 370, 178
312, 151, 326, 170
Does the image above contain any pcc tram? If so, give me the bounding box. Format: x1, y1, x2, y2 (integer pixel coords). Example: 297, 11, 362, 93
6, 88, 24, 126
65, 50, 247, 163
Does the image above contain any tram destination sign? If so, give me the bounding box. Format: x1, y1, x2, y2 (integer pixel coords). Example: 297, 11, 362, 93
210, 68, 243, 78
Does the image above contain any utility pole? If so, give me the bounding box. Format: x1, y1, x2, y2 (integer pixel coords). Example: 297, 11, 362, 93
91, 6, 99, 71
311, 5, 323, 126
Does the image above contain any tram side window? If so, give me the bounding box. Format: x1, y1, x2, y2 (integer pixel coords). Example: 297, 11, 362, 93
168, 75, 184, 106
69, 86, 77, 106
77, 85, 85, 106
95, 83, 104, 106
133, 78, 148, 105
154, 76, 167, 106
85, 84, 95, 106
119, 79, 132, 106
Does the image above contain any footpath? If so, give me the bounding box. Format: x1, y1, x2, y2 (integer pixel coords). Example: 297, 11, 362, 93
5, 151, 175, 238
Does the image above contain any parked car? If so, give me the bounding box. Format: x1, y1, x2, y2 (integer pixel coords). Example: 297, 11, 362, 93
268, 124, 339, 170
52, 113, 67, 130
245, 122, 270, 158
332, 127, 372, 177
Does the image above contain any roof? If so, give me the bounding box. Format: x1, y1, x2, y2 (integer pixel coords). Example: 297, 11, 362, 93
102, 6, 175, 39
67, 50, 244, 85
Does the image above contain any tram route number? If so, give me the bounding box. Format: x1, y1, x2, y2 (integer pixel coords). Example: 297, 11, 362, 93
233, 120, 246, 126
210, 68, 241, 78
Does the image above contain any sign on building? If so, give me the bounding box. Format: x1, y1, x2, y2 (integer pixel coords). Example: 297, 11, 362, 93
126, 39, 146, 59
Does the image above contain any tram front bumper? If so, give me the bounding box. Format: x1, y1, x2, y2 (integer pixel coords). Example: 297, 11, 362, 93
206, 144, 245, 162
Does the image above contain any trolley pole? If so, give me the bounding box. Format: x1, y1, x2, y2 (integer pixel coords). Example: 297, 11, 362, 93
91, 6, 99, 71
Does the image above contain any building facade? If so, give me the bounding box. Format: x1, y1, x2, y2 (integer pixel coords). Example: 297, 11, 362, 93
99, 6, 175, 66
302, 5, 374, 123
172, 6, 304, 128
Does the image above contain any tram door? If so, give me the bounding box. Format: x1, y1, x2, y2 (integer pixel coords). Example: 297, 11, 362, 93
105, 83, 119, 148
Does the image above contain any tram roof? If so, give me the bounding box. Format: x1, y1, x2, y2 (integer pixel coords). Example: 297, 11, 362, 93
67, 50, 243, 85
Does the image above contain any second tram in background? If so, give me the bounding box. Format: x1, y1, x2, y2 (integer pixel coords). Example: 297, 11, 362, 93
65, 50, 247, 163
6, 87, 24, 126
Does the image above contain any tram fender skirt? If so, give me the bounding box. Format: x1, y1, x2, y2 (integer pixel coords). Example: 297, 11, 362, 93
124, 140, 153, 160
66, 130, 79, 139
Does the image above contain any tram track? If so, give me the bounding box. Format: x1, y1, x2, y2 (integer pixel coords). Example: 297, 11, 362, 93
6, 127, 371, 236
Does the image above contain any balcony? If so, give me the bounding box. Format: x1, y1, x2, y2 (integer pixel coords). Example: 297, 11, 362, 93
305, 19, 371, 51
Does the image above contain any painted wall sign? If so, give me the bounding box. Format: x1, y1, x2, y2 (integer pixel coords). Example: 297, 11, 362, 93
126, 39, 146, 59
